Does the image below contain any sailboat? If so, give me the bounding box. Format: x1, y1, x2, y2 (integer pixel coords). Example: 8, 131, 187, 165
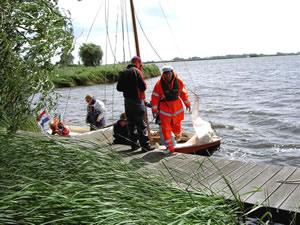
61, 0, 221, 156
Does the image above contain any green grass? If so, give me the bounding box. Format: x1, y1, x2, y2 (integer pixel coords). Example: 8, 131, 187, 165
52, 64, 160, 88
0, 132, 239, 224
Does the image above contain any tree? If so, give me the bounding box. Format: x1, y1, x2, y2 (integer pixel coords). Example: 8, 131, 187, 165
79, 43, 103, 66
0, 0, 74, 133
59, 53, 74, 66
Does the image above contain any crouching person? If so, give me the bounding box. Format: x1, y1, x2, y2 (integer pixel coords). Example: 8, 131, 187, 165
113, 113, 131, 145
85, 94, 106, 131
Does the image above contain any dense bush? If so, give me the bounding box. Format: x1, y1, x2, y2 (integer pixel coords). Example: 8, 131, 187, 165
0, 0, 74, 133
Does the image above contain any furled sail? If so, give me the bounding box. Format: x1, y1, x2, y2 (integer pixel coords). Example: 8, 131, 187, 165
185, 94, 216, 145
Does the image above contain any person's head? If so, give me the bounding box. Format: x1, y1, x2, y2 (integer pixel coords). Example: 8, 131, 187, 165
162, 65, 174, 83
131, 56, 142, 69
49, 120, 56, 130
120, 112, 127, 120
85, 94, 93, 105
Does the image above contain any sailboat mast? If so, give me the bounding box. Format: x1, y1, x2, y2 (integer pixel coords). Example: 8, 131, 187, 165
129, 0, 153, 145
129, 0, 140, 57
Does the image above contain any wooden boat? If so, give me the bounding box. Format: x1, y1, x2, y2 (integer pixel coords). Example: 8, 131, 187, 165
67, 125, 114, 144
66, 123, 221, 156
151, 129, 221, 156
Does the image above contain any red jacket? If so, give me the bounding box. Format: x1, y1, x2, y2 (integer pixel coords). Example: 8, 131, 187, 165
151, 72, 191, 123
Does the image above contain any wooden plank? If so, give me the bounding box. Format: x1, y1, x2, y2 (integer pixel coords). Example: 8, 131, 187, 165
242, 166, 297, 205
222, 163, 270, 198
266, 168, 300, 209
209, 161, 257, 192
136, 153, 203, 179
239, 164, 283, 201
111, 146, 300, 214
168, 157, 223, 188
191, 160, 246, 191
280, 183, 300, 212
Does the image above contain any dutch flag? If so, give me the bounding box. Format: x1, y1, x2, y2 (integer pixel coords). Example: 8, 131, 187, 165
37, 110, 50, 129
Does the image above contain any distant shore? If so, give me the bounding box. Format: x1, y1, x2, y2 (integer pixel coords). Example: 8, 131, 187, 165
53, 64, 160, 88
146, 52, 300, 63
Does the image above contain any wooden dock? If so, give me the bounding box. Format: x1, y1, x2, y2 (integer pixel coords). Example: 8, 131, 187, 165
112, 145, 300, 223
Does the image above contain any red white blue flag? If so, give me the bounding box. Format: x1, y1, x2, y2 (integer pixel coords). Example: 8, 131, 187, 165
37, 110, 50, 128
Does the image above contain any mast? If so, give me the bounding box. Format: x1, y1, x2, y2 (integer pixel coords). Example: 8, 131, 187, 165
129, 0, 140, 57
129, 0, 153, 145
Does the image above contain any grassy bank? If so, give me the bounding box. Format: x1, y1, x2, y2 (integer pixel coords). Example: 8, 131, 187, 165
53, 64, 160, 88
0, 132, 241, 224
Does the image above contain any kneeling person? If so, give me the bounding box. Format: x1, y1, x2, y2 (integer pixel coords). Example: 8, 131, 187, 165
85, 94, 106, 131
113, 113, 131, 145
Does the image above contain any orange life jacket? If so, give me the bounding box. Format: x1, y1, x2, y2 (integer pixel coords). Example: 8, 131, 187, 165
51, 118, 70, 136
151, 71, 191, 124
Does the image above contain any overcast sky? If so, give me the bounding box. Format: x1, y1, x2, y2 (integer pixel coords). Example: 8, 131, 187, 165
58, 0, 300, 64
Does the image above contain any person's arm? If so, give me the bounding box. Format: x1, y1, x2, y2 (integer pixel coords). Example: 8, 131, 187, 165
179, 79, 191, 111
117, 71, 125, 92
95, 100, 106, 122
150, 82, 161, 118
135, 69, 147, 92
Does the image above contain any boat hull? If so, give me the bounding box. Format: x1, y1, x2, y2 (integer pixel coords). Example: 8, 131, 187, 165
174, 139, 221, 156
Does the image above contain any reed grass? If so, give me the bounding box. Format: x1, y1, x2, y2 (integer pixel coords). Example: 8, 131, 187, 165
0, 132, 239, 224
53, 64, 160, 88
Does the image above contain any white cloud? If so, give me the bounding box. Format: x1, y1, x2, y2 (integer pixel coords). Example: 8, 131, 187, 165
58, 0, 300, 64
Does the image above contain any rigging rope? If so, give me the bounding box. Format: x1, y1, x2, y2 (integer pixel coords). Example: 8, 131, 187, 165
134, 12, 163, 62
85, 0, 104, 43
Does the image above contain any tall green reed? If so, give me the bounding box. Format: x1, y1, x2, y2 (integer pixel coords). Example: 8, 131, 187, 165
0, 132, 238, 224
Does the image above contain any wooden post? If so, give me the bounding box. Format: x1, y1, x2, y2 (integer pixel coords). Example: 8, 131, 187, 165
129, 0, 153, 145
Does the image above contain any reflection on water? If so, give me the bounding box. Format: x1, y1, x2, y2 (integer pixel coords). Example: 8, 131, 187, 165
55, 55, 300, 168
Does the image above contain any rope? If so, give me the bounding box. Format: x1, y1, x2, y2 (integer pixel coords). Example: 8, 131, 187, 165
62, 88, 71, 122
134, 12, 163, 62
276, 179, 300, 184
124, 0, 132, 60
85, 0, 104, 43
120, 0, 126, 62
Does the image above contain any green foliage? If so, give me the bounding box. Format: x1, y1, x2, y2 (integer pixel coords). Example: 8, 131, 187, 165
0, 0, 74, 133
79, 43, 103, 66
53, 64, 160, 87
59, 53, 74, 66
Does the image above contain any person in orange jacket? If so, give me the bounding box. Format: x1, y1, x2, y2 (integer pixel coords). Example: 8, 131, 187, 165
151, 65, 191, 154
49, 118, 70, 136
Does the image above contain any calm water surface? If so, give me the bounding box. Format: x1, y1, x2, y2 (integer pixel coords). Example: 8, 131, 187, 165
56, 55, 300, 168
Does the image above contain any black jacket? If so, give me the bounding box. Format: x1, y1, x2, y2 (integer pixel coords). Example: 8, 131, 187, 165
117, 65, 146, 100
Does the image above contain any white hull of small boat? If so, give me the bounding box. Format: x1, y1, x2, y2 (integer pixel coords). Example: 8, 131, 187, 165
68, 125, 114, 144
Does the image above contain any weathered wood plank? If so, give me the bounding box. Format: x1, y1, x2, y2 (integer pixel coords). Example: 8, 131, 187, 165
166, 157, 223, 187
210, 161, 257, 192
111, 145, 300, 215
280, 184, 300, 212
245, 166, 297, 205
239, 164, 283, 201
266, 168, 300, 209
222, 163, 270, 199
192, 160, 247, 191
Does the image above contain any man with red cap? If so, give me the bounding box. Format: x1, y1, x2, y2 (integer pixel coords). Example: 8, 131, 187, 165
151, 65, 191, 154
117, 56, 154, 152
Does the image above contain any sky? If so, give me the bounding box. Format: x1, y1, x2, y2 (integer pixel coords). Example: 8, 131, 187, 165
58, 0, 300, 64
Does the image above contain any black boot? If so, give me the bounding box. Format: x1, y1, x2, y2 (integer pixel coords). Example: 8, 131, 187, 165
141, 145, 155, 152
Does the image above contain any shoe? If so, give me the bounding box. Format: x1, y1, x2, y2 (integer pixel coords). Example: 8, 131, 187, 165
131, 144, 140, 151
163, 149, 176, 155
141, 145, 155, 152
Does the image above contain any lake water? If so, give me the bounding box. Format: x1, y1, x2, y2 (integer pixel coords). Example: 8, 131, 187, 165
55, 55, 300, 168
